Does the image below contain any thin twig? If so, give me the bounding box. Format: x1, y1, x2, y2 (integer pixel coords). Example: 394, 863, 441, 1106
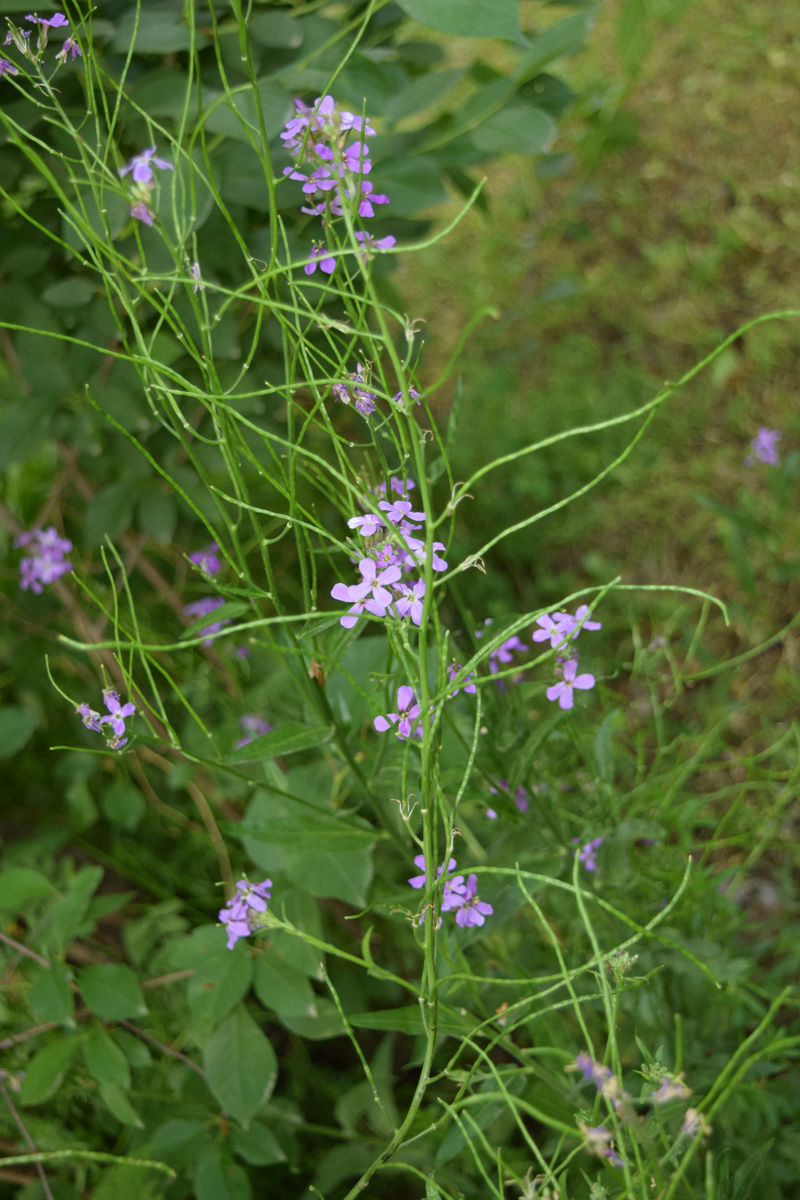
0, 1023, 61, 1051
116, 1020, 207, 1081
0, 932, 51, 970
0, 1081, 55, 1200
142, 969, 196, 989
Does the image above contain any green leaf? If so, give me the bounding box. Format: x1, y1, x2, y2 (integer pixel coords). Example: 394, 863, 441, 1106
471, 106, 557, 155
30, 963, 75, 1026
203, 1005, 278, 1128
137, 490, 178, 544
396, 0, 524, 42
286, 846, 373, 907
237, 818, 375, 853
370, 156, 449, 218
172, 924, 254, 1036
182, 600, 249, 640
20, 1036, 80, 1105
204, 79, 293, 144
79, 964, 148, 1020
101, 778, 146, 832
0, 865, 52, 911
85, 481, 137, 547
731, 1140, 774, 1200
195, 1146, 252, 1200
248, 10, 302, 49
99, 1079, 143, 1128
111, 7, 210, 54
385, 68, 465, 122
513, 7, 596, 84
277, 998, 345, 1041
42, 277, 96, 307
47, 865, 104, 954
224, 722, 333, 764
253, 949, 317, 1018
83, 1028, 131, 1088
231, 1121, 286, 1166
0, 706, 38, 759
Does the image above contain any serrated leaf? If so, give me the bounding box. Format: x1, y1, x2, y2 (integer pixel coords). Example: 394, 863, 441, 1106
396, 0, 524, 42
79, 964, 148, 1020
203, 1005, 278, 1127
224, 722, 333, 764
100, 1079, 143, 1128
20, 1036, 80, 1105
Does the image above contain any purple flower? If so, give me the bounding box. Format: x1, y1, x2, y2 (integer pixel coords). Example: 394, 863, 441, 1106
354, 389, 376, 417
374, 685, 422, 740
355, 180, 390, 218
219, 878, 272, 950
447, 662, 477, 697
449, 873, 493, 928
378, 499, 425, 527
486, 779, 527, 819
235, 714, 275, 748
184, 596, 230, 645
533, 605, 601, 649
99, 687, 136, 745
27, 12, 69, 27
189, 261, 204, 293
408, 853, 457, 893
408, 854, 463, 922
394, 578, 426, 626
398, 535, 448, 573
331, 557, 401, 628
376, 476, 415, 497
76, 703, 102, 732
119, 145, 173, 184
546, 658, 596, 709
355, 231, 396, 259
572, 836, 603, 871
15, 526, 73, 593
745, 426, 781, 466
189, 542, 222, 576
579, 1123, 626, 1167
130, 202, 154, 226
651, 1074, 691, 1104
0, 57, 19, 77
348, 513, 384, 537
55, 36, 80, 62
391, 385, 422, 408
304, 242, 336, 276
567, 1052, 613, 1089
681, 1108, 711, 1139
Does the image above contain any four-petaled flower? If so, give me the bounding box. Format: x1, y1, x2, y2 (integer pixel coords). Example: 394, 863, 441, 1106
546, 659, 595, 709
55, 36, 80, 61
448, 873, 493, 927
446, 662, 477, 697
347, 512, 384, 537
0, 57, 19, 77
304, 242, 336, 276
119, 145, 173, 183
219, 878, 272, 950
379, 498, 425, 527
130, 201, 154, 226
355, 231, 396, 259
100, 687, 136, 744
374, 685, 422, 740
395, 578, 426, 625
331, 557, 401, 628
26, 12, 69, 27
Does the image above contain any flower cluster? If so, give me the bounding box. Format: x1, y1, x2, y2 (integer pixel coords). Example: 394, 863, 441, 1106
2, 12, 79, 73
219, 878, 272, 950
280, 94, 394, 272
184, 596, 230, 646
533, 605, 601, 710
118, 145, 173, 227
76, 688, 136, 750
408, 855, 493, 928
374, 685, 426, 740
15, 526, 73, 593
745, 425, 781, 466
331, 479, 446, 629
566, 1052, 630, 1110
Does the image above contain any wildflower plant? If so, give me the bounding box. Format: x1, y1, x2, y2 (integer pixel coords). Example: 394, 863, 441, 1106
0, 5, 798, 1200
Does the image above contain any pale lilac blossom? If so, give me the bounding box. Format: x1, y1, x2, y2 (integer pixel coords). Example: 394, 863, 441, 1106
745, 426, 781, 466
651, 1074, 692, 1104
331, 557, 401, 628
355, 231, 396, 259
219, 878, 272, 950
348, 513, 384, 537
119, 146, 172, 184
374, 685, 422, 740
486, 779, 527, 819
189, 542, 222, 575
394, 579, 426, 625
15, 526, 72, 593
449, 873, 493, 928
55, 36, 80, 61
304, 243, 336, 275
378, 499, 425, 527
446, 662, 477, 697
26, 12, 69, 27
130, 201, 154, 226
236, 715, 275, 748
573, 836, 603, 871
376, 476, 415, 497
184, 596, 230, 645
0, 56, 19, 76
391, 385, 422, 408
547, 658, 595, 709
